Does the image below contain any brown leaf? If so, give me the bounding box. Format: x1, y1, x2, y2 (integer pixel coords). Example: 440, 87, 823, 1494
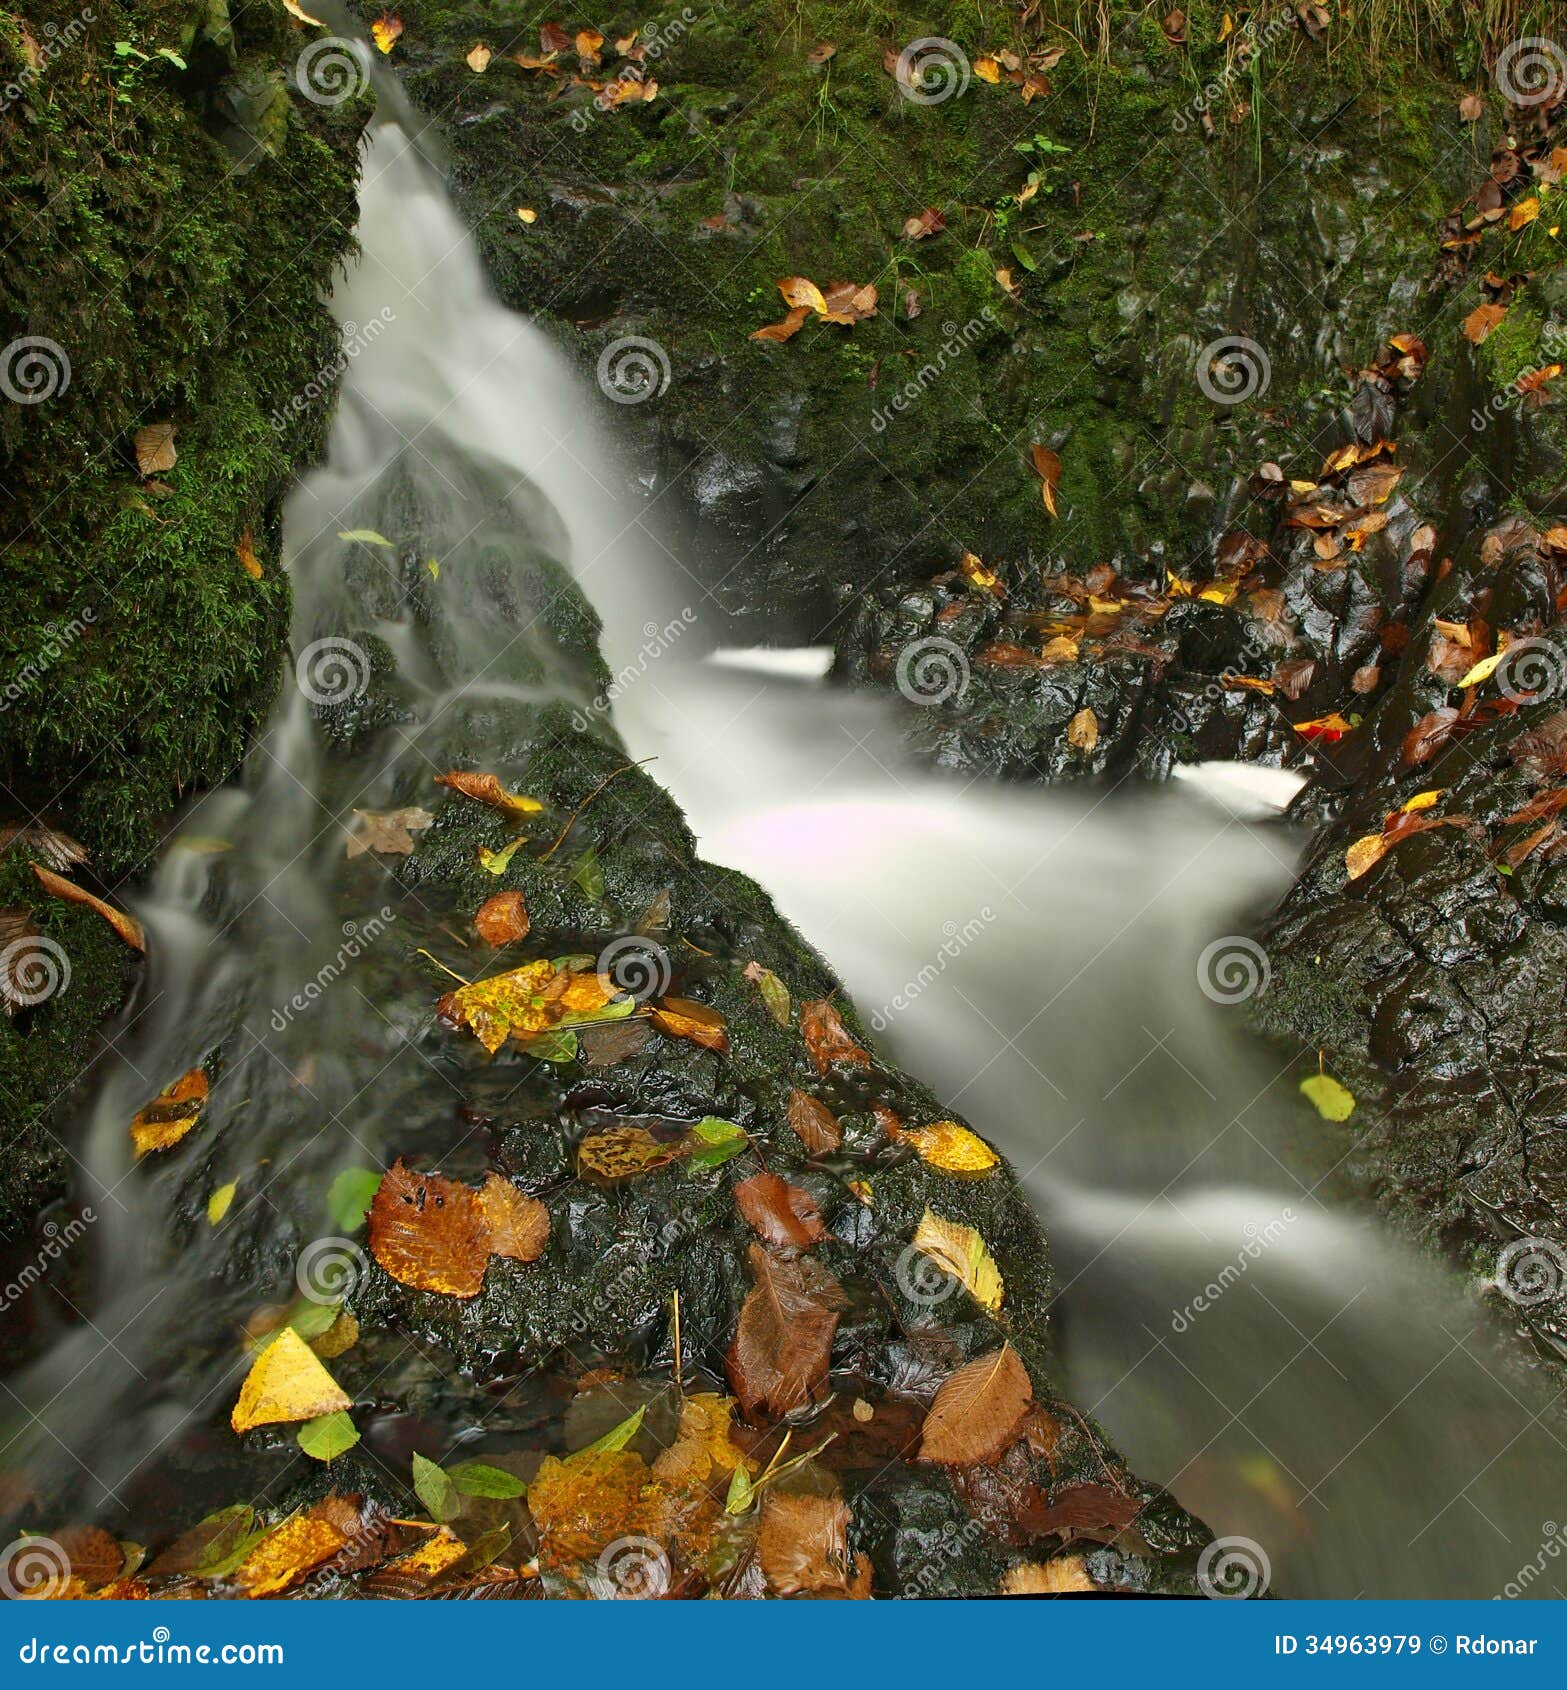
726, 1243, 844, 1417
345, 808, 433, 859
901, 208, 946, 241
1463, 302, 1508, 344
434, 771, 542, 817
1066, 707, 1099, 753
1459, 92, 1484, 122
579, 1019, 655, 1066
1028, 443, 1062, 517
129, 1067, 208, 1157
368, 1159, 490, 1298
734, 1172, 826, 1249
0, 821, 87, 872
919, 1347, 1033, 1465
479, 1172, 549, 1262
757, 1493, 858, 1596
30, 861, 144, 952
236, 528, 263, 579
1401, 707, 1460, 767
1029, 1481, 1141, 1538
800, 999, 870, 1074
650, 995, 728, 1051
1000, 1555, 1095, 1594
805, 40, 836, 64
577, 1125, 688, 1182
786, 1087, 842, 1155
474, 890, 529, 945
751, 305, 810, 344
133, 422, 177, 477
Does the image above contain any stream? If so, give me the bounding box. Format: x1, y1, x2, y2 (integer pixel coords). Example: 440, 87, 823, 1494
6, 105, 1567, 1601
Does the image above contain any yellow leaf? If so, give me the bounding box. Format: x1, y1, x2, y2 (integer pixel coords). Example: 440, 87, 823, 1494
1344, 833, 1388, 881
516, 207, 538, 224
1454, 650, 1506, 689
465, 41, 491, 71
975, 54, 1001, 82
130, 1068, 208, 1157
235, 1514, 346, 1597
1217, 11, 1235, 41
438, 960, 619, 1054
777, 276, 827, 315
282, 0, 324, 23
903, 1120, 1000, 1176
231, 1327, 351, 1433
1001, 1555, 1095, 1594
911, 1208, 1003, 1312
1067, 707, 1099, 753
478, 836, 528, 875
1402, 789, 1443, 813
960, 550, 1004, 596
652, 1392, 755, 1485
1299, 1072, 1355, 1122
207, 1182, 237, 1225
370, 10, 402, 52
1509, 195, 1541, 231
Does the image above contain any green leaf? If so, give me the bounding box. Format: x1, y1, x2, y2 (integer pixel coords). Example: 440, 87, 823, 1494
245, 1297, 340, 1355
745, 963, 792, 1028
1010, 239, 1038, 272
459, 1522, 511, 1571
562, 992, 636, 1031
411, 1452, 462, 1522
447, 1460, 529, 1499
578, 1403, 645, 1456
338, 529, 394, 547
207, 1182, 236, 1225
478, 837, 527, 875
686, 1116, 747, 1169
571, 847, 605, 903
724, 1464, 754, 1515
1299, 1072, 1355, 1122
187, 1506, 263, 1578
297, 1411, 359, 1462
326, 1166, 382, 1232
518, 1028, 579, 1063
156, 47, 187, 67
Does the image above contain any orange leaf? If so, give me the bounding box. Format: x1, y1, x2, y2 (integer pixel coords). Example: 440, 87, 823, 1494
368, 1159, 489, 1297
800, 998, 870, 1073
786, 1087, 842, 1155
479, 1172, 549, 1262
129, 1067, 208, 1157
473, 890, 529, 945
650, 996, 728, 1051
30, 861, 144, 951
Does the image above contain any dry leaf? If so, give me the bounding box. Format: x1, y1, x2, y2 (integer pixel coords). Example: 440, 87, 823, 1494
800, 999, 870, 1074
919, 1346, 1033, 1465
577, 1125, 688, 1182
465, 42, 492, 71
805, 41, 837, 64
473, 890, 529, 946
434, 770, 542, 817
370, 10, 402, 52
751, 306, 811, 344
1029, 443, 1062, 517
1000, 1554, 1096, 1593
1345, 834, 1389, 880
129, 1067, 208, 1157
734, 1172, 826, 1249
727, 1243, 845, 1417
650, 995, 728, 1051
368, 1159, 490, 1297
231, 1327, 351, 1433
757, 1493, 856, 1595
30, 861, 144, 951
1066, 708, 1099, 753
345, 808, 433, 859
133, 422, 176, 477
1463, 302, 1507, 344
236, 529, 263, 579
479, 1172, 549, 1262
911, 1208, 1003, 1312
235, 1512, 347, 1596
786, 1088, 842, 1155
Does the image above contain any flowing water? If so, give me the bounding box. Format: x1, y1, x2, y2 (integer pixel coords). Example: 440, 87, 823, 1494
6, 107, 1567, 1598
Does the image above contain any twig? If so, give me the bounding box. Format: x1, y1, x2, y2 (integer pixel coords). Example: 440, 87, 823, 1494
538, 758, 654, 861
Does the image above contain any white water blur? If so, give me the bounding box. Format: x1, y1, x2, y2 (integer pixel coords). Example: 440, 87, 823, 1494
9, 112, 1566, 1595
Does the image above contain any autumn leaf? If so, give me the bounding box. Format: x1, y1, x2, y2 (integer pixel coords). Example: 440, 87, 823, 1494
1345, 834, 1388, 881
751, 306, 811, 343
478, 837, 527, 875
650, 995, 728, 1051
1001, 1555, 1095, 1594
231, 1327, 351, 1433
1029, 443, 1062, 517
1463, 301, 1508, 344
133, 422, 176, 477
1293, 712, 1355, 744
281, 0, 325, 23
653, 1392, 754, 1485
438, 959, 621, 1053
757, 1492, 861, 1596
735, 1173, 826, 1249
368, 1159, 490, 1297
800, 998, 870, 1074
465, 42, 491, 71
959, 549, 1005, 597
1458, 91, 1483, 121
786, 1087, 842, 1155
911, 1208, 1004, 1312
577, 1125, 689, 1183
235, 1508, 348, 1596
30, 861, 144, 951
434, 770, 543, 817
207, 1182, 236, 1225
130, 1067, 208, 1157
903, 1120, 1000, 1176
345, 807, 433, 858
727, 1242, 845, 1417
805, 41, 837, 64
919, 1346, 1033, 1465
236, 528, 263, 579
1510, 195, 1541, 231
778, 276, 827, 314
901, 207, 946, 241
1067, 707, 1099, 753
479, 1172, 549, 1262
469, 890, 528, 948
1300, 1072, 1355, 1122
370, 10, 402, 52
742, 960, 792, 1026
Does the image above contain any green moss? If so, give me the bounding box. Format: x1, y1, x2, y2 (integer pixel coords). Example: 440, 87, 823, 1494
1479, 303, 1547, 388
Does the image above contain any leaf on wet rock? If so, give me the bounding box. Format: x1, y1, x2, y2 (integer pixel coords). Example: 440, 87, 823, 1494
133, 422, 176, 477
148, 1504, 259, 1578
918, 1346, 1032, 1465
345, 807, 433, 859
30, 861, 144, 951
743, 959, 792, 1026
479, 1171, 549, 1262
901, 207, 946, 241
370, 10, 401, 51
310, 1308, 360, 1360
685, 1115, 748, 1169
327, 1166, 381, 1232
786, 1087, 842, 1155
526, 1447, 653, 1567
1000, 1554, 1096, 1594
477, 836, 527, 875
412, 1452, 463, 1523
727, 1243, 846, 1418
1067, 707, 1099, 753
129, 1067, 208, 1157
207, 1182, 236, 1225
1300, 1072, 1355, 1122
297, 1410, 359, 1462
368, 1159, 490, 1297
653, 1393, 754, 1485
800, 998, 870, 1074
472, 890, 530, 945
234, 1509, 349, 1596
577, 1124, 689, 1183
1344, 834, 1389, 881
579, 1017, 654, 1066
465, 41, 491, 70
231, 1327, 351, 1434
903, 1120, 1000, 1176
757, 1492, 865, 1597
438, 958, 622, 1053
735, 1172, 826, 1249
1028, 443, 1062, 517
911, 1208, 1004, 1312
435, 770, 542, 817
650, 995, 728, 1051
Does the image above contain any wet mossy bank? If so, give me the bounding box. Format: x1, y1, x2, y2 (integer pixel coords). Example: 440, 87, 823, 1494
0, 0, 366, 1221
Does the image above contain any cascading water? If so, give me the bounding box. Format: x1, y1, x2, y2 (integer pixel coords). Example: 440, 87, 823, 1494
6, 108, 1566, 1598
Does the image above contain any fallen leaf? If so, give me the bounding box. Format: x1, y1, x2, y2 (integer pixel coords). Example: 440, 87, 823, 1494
30, 861, 144, 951
903, 1120, 1000, 1176
345, 808, 433, 859
1300, 1072, 1355, 1122
235, 1510, 347, 1596
236, 529, 263, 579
129, 1068, 208, 1157
1459, 92, 1483, 122
901, 207, 946, 241
479, 1172, 549, 1262
1067, 707, 1099, 753
742, 960, 792, 1026
735, 1173, 826, 1249
1345, 834, 1389, 881
465, 41, 491, 71
231, 1327, 351, 1433
727, 1243, 845, 1417
919, 1346, 1033, 1465
1000, 1555, 1095, 1593
438, 959, 621, 1053
800, 999, 870, 1074
282, 0, 325, 23
368, 1159, 490, 1297
516, 206, 538, 224
133, 422, 176, 477
805, 41, 837, 64
0, 821, 87, 872
653, 1393, 754, 1485
778, 275, 828, 314
751, 306, 811, 343
1463, 301, 1508, 343
757, 1493, 859, 1596
1029, 443, 1062, 517
786, 1088, 842, 1155
1510, 195, 1541, 231
650, 995, 728, 1051
370, 10, 402, 52
477, 836, 527, 875
434, 770, 543, 817
960, 549, 1006, 597
577, 1125, 688, 1182
1454, 649, 1507, 689
207, 1182, 236, 1225
473, 890, 529, 946
975, 53, 1001, 82
297, 1410, 359, 1463
911, 1208, 1004, 1312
